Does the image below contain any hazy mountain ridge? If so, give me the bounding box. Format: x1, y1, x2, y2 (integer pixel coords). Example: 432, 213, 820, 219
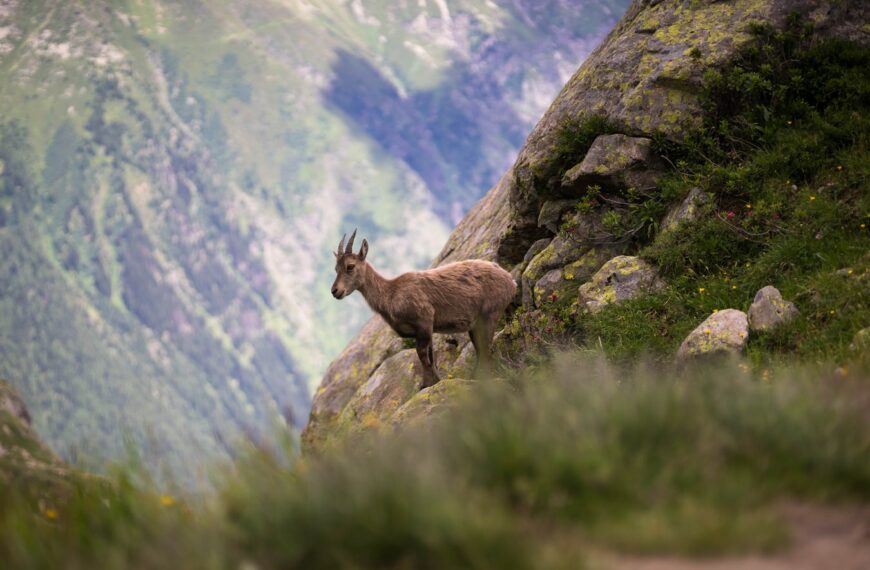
0, 0, 628, 478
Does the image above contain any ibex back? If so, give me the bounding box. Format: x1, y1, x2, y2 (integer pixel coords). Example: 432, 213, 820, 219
331, 229, 516, 388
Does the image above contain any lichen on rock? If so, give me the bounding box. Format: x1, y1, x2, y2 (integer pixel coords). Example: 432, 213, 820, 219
561, 134, 663, 193
577, 255, 665, 314
747, 286, 798, 332
677, 309, 749, 361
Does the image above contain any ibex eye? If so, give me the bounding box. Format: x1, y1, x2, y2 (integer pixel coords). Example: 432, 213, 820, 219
346, 265, 354, 273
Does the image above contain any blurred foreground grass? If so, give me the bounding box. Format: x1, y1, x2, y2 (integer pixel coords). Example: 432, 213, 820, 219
2, 356, 869, 569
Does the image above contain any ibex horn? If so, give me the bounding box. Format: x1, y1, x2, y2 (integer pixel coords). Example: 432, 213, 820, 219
345, 228, 357, 254
337, 233, 347, 255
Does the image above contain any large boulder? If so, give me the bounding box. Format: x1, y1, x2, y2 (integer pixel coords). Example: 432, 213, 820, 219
677, 309, 749, 361
577, 256, 665, 313
331, 350, 423, 439
747, 286, 799, 332
561, 134, 663, 193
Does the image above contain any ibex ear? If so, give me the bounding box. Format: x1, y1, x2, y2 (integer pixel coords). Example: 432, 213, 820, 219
359, 239, 369, 261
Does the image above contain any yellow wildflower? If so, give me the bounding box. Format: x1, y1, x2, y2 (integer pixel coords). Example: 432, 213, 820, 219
809, 195, 816, 201
836, 165, 843, 171
731, 285, 737, 290
160, 495, 175, 507
44, 509, 58, 520
745, 203, 752, 209
698, 287, 705, 293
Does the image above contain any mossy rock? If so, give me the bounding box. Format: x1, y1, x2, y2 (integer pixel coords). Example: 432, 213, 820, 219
577, 255, 665, 314
561, 134, 663, 193
747, 286, 799, 332
677, 309, 749, 361
390, 379, 477, 428
302, 318, 404, 452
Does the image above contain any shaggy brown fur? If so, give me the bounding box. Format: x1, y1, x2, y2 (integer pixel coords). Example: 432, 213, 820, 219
331, 230, 516, 388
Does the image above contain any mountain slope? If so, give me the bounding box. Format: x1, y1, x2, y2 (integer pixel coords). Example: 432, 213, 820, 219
0, 0, 629, 478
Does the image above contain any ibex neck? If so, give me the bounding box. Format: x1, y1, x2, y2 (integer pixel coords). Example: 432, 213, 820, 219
359, 263, 392, 316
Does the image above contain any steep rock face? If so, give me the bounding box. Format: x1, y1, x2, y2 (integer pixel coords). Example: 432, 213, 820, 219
302, 0, 867, 450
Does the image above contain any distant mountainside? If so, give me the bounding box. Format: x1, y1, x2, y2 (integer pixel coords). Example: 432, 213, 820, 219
0, 0, 628, 479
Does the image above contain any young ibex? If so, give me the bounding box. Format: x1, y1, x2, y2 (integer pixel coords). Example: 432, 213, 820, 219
331, 229, 516, 388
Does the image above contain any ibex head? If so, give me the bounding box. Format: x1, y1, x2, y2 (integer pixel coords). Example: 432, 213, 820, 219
331, 228, 369, 300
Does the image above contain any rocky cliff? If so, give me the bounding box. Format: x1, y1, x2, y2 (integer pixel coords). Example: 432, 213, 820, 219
303, 0, 869, 450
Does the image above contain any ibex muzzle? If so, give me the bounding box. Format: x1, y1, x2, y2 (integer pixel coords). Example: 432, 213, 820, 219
331, 229, 516, 388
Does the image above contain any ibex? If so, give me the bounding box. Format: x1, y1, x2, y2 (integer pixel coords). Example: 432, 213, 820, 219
331, 229, 516, 388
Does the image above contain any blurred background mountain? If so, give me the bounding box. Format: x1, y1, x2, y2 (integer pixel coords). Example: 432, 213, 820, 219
0, 0, 628, 479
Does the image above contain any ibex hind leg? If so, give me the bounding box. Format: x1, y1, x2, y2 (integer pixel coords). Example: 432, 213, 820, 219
416, 333, 440, 389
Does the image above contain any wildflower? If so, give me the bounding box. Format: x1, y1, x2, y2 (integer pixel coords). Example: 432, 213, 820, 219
862, 223, 866, 229
731, 285, 737, 290
830, 309, 836, 315
44, 509, 58, 520
809, 195, 816, 201
713, 309, 719, 313
698, 287, 705, 293
834, 367, 849, 378
726, 211, 736, 219
447, 373, 455, 380
160, 495, 175, 507
704, 328, 711, 335
745, 203, 752, 209
836, 165, 843, 171
761, 369, 771, 382
787, 120, 792, 125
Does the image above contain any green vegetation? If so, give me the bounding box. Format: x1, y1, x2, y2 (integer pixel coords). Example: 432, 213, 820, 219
570, 18, 870, 363
2, 358, 869, 568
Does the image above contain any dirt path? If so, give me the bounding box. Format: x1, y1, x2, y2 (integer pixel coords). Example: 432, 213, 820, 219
608, 504, 870, 570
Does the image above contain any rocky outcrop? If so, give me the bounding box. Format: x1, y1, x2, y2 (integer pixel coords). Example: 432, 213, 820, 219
303, 0, 868, 450
677, 309, 749, 361
577, 256, 665, 313
748, 286, 799, 332
562, 134, 663, 193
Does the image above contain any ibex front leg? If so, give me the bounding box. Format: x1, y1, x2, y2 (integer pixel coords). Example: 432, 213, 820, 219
416, 331, 440, 389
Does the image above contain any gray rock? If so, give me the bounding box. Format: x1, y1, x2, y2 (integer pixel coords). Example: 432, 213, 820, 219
537, 200, 577, 233
561, 134, 663, 193
747, 286, 798, 332
520, 231, 615, 309
577, 255, 665, 314
523, 238, 553, 265
533, 251, 610, 307
677, 309, 749, 361
661, 187, 710, 234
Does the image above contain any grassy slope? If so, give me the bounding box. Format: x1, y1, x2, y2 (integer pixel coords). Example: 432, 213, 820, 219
517, 19, 870, 367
